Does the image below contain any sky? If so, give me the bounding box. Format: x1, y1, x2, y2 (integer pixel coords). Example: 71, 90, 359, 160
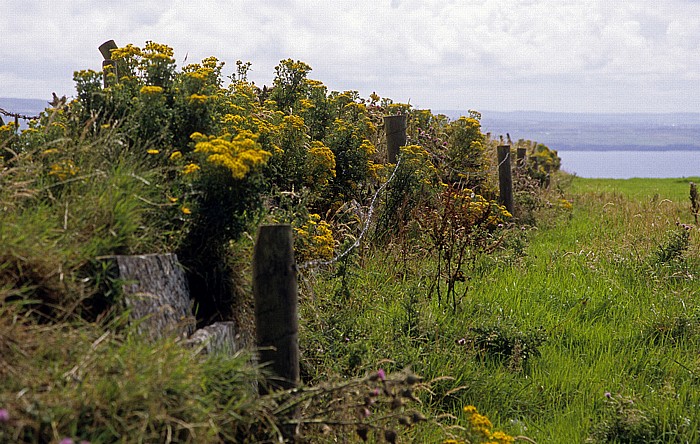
1, 0, 699, 114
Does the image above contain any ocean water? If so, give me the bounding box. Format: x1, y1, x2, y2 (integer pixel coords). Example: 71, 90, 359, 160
558, 150, 700, 179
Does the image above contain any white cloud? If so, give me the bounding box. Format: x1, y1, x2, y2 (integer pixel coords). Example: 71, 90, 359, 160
1, 0, 698, 112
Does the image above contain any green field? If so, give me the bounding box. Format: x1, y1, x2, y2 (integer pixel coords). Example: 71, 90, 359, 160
300, 176, 700, 442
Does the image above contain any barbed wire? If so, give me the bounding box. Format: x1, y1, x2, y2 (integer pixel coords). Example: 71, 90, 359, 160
0, 107, 40, 121
295, 141, 519, 271
297, 156, 403, 270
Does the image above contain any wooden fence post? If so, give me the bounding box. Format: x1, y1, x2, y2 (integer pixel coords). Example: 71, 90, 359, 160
384, 114, 407, 164
497, 145, 514, 216
253, 224, 299, 392
99, 40, 118, 88
516, 147, 527, 169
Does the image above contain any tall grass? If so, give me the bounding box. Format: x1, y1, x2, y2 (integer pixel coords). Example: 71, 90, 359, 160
300, 175, 700, 442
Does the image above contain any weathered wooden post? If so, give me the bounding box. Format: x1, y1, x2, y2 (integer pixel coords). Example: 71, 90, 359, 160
497, 145, 514, 216
384, 114, 407, 164
253, 224, 299, 392
516, 147, 527, 169
99, 40, 118, 88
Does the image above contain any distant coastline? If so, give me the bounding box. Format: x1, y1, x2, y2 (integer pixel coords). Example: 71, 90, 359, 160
436, 109, 700, 152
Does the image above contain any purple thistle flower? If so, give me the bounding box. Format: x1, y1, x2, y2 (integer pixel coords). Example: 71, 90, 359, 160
59, 439, 74, 444
377, 368, 386, 382
0, 408, 8, 422
604, 392, 612, 399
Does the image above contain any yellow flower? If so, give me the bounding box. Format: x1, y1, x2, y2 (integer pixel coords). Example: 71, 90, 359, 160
489, 431, 515, 443
188, 93, 209, 104
360, 139, 377, 156
140, 85, 164, 95
181, 206, 191, 215
191, 131, 271, 179
182, 163, 201, 175
147, 149, 160, 155
169, 151, 183, 160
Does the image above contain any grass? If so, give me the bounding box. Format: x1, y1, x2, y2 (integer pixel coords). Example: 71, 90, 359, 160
3, 131, 700, 444
300, 175, 700, 442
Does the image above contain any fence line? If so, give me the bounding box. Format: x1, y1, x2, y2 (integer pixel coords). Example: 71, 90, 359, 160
297, 156, 403, 270
0, 107, 40, 122
297, 142, 517, 270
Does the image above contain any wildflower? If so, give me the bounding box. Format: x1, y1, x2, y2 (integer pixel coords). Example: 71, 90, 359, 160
59, 439, 74, 444
182, 163, 200, 175
463, 405, 478, 414
169, 151, 182, 160
377, 368, 386, 382
139, 85, 164, 95
188, 93, 209, 104
147, 149, 160, 155
489, 430, 515, 443
181, 206, 192, 215
605, 392, 612, 399
0, 408, 9, 422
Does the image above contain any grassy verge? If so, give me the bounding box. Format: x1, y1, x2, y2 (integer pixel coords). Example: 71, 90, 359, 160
300, 175, 700, 442
2, 170, 700, 442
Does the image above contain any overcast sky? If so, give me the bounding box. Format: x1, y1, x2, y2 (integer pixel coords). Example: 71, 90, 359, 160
2, 0, 699, 113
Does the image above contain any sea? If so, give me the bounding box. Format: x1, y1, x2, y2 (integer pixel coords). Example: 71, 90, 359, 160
440, 110, 700, 179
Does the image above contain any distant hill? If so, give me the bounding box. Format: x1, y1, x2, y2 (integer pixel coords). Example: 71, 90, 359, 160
436, 110, 700, 151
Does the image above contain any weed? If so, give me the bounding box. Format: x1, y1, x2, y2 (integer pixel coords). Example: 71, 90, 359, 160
651, 227, 690, 265
587, 393, 657, 443
458, 323, 547, 372
690, 182, 699, 224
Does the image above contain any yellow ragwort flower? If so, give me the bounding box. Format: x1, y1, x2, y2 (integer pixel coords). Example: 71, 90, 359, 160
140, 85, 164, 95
182, 163, 201, 175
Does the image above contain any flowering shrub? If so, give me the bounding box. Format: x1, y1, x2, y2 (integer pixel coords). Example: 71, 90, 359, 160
294, 213, 336, 263
376, 144, 440, 241
191, 131, 271, 179
427, 186, 512, 309
527, 142, 561, 187
444, 114, 492, 194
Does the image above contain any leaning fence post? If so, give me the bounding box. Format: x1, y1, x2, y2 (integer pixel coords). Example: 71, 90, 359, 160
99, 40, 119, 88
253, 224, 299, 392
384, 114, 407, 164
497, 145, 515, 216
